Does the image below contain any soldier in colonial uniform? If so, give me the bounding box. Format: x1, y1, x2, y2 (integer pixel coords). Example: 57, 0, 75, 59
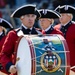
0, 18, 13, 71
0, 4, 41, 75
0, 18, 13, 53
38, 9, 63, 35
54, 5, 75, 72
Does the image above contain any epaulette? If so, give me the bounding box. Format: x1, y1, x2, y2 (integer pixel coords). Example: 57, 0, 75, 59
15, 28, 24, 36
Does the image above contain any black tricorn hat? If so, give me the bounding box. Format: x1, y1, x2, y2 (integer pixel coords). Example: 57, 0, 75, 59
0, 18, 13, 29
38, 9, 60, 19
55, 5, 75, 14
11, 4, 41, 19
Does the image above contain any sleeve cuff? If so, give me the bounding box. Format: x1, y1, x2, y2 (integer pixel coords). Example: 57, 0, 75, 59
71, 66, 75, 72
6, 62, 13, 72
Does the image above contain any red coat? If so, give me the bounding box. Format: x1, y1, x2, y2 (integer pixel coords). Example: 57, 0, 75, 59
54, 22, 75, 67
0, 30, 18, 74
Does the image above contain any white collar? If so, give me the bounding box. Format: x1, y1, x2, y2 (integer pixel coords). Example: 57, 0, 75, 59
22, 24, 32, 30
0, 32, 3, 36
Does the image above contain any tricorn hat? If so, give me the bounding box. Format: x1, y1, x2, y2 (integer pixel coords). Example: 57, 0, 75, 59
11, 4, 41, 19
55, 5, 75, 13
0, 18, 13, 29
38, 9, 60, 19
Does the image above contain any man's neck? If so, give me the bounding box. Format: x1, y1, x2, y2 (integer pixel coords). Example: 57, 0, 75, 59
44, 25, 52, 31
22, 24, 32, 30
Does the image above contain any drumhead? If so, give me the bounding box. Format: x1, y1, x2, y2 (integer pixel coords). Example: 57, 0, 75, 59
15, 36, 32, 75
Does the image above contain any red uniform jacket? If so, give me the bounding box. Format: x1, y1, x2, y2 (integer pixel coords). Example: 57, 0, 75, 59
0, 30, 19, 74
54, 21, 75, 67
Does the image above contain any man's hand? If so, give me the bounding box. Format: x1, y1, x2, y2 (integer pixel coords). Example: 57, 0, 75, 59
9, 65, 17, 74
70, 70, 75, 75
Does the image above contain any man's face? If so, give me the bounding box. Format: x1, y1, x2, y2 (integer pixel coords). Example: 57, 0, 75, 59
59, 13, 71, 24
21, 14, 36, 28
39, 18, 53, 30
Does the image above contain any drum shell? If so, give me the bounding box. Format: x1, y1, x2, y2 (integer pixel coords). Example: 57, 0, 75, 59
14, 34, 70, 75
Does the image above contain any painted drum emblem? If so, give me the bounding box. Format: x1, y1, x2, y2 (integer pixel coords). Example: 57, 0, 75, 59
41, 51, 61, 73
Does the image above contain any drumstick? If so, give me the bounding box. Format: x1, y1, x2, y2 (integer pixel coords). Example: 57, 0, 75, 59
15, 57, 20, 67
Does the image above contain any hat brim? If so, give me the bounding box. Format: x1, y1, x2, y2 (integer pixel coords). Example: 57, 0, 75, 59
55, 5, 75, 14
0, 18, 13, 29
39, 9, 60, 19
11, 4, 41, 19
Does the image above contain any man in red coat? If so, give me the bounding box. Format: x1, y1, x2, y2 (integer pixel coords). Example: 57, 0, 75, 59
38, 9, 63, 35
0, 4, 41, 75
0, 18, 13, 53
54, 5, 75, 72
0, 18, 13, 71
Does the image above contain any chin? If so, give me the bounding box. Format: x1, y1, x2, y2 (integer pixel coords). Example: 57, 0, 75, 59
28, 25, 33, 28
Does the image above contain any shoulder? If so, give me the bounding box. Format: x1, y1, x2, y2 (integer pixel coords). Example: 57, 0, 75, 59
7, 29, 18, 38
8, 30, 16, 35
53, 28, 64, 36
54, 24, 61, 29
53, 28, 61, 33
69, 22, 75, 30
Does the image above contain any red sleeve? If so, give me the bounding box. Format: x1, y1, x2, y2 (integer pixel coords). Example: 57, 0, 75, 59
0, 30, 18, 73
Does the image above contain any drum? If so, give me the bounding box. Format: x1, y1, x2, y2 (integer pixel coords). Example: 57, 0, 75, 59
14, 34, 70, 75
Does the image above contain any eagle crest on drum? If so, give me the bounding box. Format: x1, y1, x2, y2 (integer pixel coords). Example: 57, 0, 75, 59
40, 51, 61, 73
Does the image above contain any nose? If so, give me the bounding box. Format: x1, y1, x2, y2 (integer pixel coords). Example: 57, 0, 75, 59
29, 17, 33, 21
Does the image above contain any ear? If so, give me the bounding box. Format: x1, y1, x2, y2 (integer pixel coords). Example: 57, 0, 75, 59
68, 14, 73, 20
20, 16, 24, 20
48, 19, 54, 24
